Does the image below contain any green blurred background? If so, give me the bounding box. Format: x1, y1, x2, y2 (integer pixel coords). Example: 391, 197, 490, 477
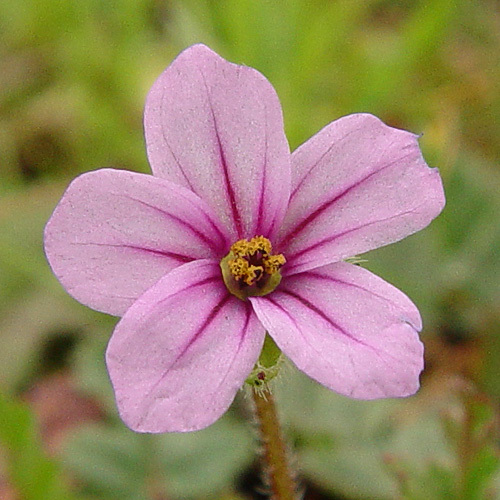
1, 0, 499, 499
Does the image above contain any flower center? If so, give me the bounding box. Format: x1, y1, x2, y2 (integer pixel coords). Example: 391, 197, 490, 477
220, 236, 286, 300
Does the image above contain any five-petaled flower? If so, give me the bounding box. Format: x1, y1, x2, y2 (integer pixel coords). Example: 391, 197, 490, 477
44, 45, 445, 433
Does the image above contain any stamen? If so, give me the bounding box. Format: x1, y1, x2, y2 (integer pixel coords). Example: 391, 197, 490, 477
263, 254, 286, 275
230, 236, 272, 259
228, 258, 265, 286
228, 257, 249, 280
220, 236, 286, 300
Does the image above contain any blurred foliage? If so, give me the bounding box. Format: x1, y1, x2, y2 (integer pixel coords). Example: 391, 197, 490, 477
0, 0, 499, 499
0, 390, 85, 500
61, 416, 254, 500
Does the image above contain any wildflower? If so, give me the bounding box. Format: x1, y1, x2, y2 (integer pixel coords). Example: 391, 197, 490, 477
44, 45, 445, 432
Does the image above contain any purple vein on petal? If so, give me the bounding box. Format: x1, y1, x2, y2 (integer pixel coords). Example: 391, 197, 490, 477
68, 242, 193, 264
298, 270, 420, 329
283, 150, 415, 245
287, 202, 428, 267
262, 295, 346, 367
277, 288, 376, 350
215, 123, 243, 239
212, 303, 253, 395
170, 293, 232, 369
259, 292, 401, 389
200, 71, 243, 239
254, 126, 268, 236
272, 288, 403, 373
290, 125, 363, 200
124, 194, 226, 253
148, 291, 232, 397
159, 90, 196, 192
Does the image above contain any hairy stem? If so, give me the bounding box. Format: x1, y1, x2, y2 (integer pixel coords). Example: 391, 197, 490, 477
252, 388, 298, 500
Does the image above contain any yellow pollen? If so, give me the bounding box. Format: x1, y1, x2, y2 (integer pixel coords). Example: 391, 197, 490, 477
230, 235, 272, 258
228, 258, 265, 286
225, 236, 285, 289
263, 254, 286, 274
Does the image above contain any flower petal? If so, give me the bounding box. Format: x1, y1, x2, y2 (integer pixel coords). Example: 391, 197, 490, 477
44, 169, 229, 316
250, 262, 424, 399
144, 44, 291, 241
106, 259, 265, 433
277, 114, 445, 275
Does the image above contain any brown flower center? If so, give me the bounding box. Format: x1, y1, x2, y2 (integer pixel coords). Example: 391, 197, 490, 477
220, 236, 285, 300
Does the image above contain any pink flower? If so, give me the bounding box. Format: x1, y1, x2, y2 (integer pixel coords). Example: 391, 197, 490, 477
44, 44, 445, 433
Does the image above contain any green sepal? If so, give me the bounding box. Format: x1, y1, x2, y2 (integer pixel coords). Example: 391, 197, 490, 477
220, 253, 283, 301
245, 334, 283, 389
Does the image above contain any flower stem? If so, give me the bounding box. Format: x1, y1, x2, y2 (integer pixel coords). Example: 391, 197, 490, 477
251, 387, 298, 500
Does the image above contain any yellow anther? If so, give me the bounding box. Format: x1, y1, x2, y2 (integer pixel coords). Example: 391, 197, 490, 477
247, 235, 272, 255
230, 240, 251, 257
263, 254, 286, 274
221, 236, 286, 300
227, 236, 285, 286
228, 257, 265, 286
245, 265, 264, 286
228, 257, 249, 281
230, 235, 272, 258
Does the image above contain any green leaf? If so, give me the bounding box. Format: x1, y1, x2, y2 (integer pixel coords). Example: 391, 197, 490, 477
62, 415, 254, 500
400, 462, 456, 500
301, 444, 397, 500
464, 446, 500, 500
277, 368, 399, 498
0, 390, 82, 500
61, 425, 148, 500
155, 416, 254, 498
